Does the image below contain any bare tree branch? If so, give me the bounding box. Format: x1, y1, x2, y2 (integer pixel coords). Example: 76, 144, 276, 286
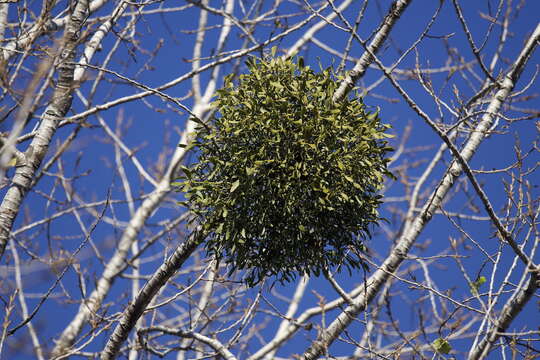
301, 18, 540, 360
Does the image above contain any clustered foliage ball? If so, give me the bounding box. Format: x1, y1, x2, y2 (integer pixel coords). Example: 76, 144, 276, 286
177, 55, 394, 286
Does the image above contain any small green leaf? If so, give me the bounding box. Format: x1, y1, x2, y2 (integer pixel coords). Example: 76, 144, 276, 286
470, 276, 487, 295
230, 179, 240, 193
215, 223, 224, 234
180, 165, 192, 178
367, 111, 379, 120
432, 338, 452, 354
7, 157, 19, 167
270, 81, 284, 90
178, 141, 196, 152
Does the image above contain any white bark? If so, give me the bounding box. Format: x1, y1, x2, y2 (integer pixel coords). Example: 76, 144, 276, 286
0, 0, 89, 260
468, 268, 539, 360
332, 0, 412, 102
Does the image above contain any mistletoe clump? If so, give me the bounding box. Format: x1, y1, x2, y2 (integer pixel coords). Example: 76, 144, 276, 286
177, 55, 394, 286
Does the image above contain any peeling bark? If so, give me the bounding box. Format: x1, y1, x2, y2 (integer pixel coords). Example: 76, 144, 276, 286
0, 0, 89, 260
